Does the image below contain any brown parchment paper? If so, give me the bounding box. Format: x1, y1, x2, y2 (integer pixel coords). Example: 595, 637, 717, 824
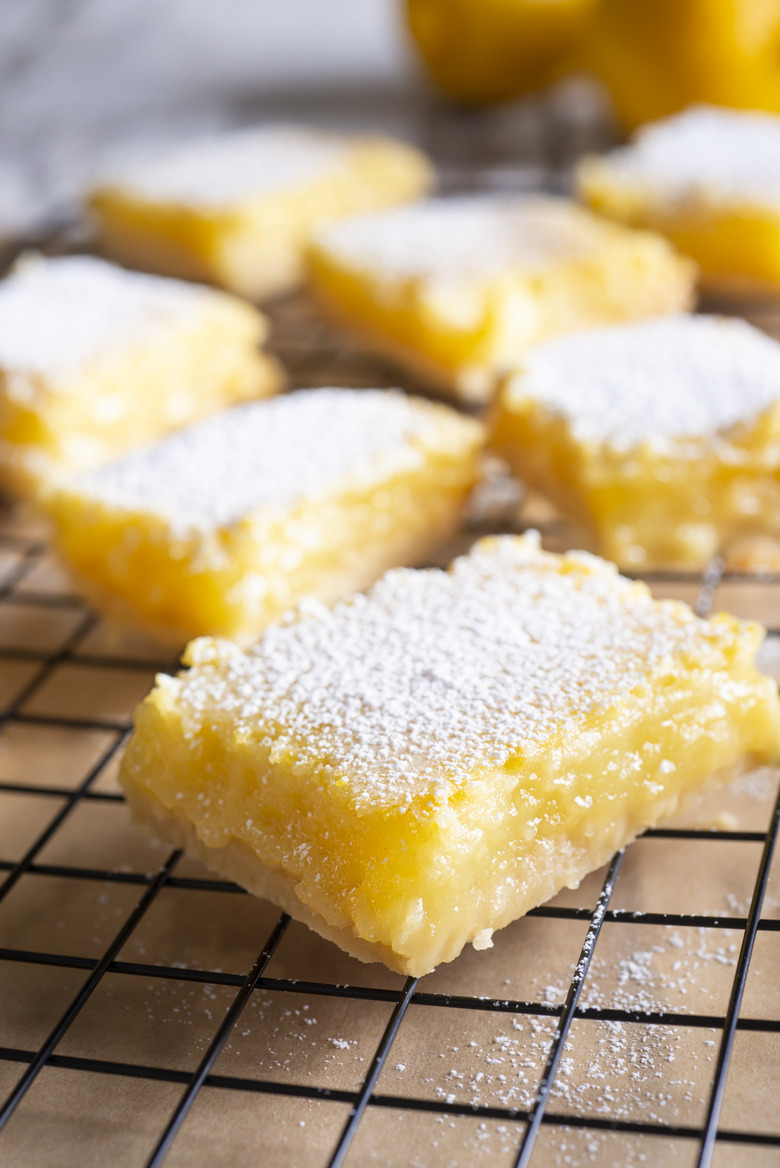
0, 292, 779, 1168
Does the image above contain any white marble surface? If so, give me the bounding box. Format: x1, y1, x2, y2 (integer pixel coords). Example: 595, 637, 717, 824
0, 0, 416, 235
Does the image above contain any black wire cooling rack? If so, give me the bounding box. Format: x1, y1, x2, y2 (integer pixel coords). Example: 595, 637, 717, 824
0, 89, 778, 1168
0, 498, 778, 1168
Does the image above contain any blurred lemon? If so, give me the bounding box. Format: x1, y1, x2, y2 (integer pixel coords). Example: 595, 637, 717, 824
585, 0, 780, 129
405, 0, 599, 104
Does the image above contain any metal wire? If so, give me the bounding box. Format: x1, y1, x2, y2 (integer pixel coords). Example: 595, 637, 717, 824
514, 851, 625, 1167
0, 849, 182, 1129
696, 784, 780, 1167
0, 454, 777, 1167
0, 96, 778, 1166
145, 912, 292, 1168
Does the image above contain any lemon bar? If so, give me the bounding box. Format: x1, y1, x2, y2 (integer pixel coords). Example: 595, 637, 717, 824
0, 255, 281, 496
577, 106, 780, 294
492, 314, 780, 570
44, 389, 483, 647
120, 533, 780, 976
307, 195, 696, 404
89, 125, 433, 300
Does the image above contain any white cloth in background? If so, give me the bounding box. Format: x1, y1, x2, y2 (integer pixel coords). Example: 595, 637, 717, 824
0, 0, 414, 236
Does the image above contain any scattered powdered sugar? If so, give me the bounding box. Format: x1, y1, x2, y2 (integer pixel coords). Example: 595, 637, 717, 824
179, 535, 730, 810
419, 917, 748, 1155
592, 105, 780, 210
74, 388, 469, 533
0, 254, 219, 382
315, 196, 605, 284
96, 125, 352, 207
507, 314, 780, 451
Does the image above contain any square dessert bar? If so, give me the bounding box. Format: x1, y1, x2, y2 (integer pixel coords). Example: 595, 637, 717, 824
119, 534, 780, 977
491, 314, 780, 571
307, 195, 696, 404
89, 125, 433, 300
0, 255, 281, 496
577, 105, 780, 293
45, 389, 483, 647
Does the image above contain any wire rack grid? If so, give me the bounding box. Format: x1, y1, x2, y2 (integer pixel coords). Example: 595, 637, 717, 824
0, 91, 778, 1168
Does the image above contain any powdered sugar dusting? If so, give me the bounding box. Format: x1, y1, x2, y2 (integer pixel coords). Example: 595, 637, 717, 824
591, 105, 780, 210
0, 254, 221, 382
73, 388, 473, 533
315, 196, 605, 284
96, 125, 352, 208
179, 535, 729, 811
506, 314, 780, 451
